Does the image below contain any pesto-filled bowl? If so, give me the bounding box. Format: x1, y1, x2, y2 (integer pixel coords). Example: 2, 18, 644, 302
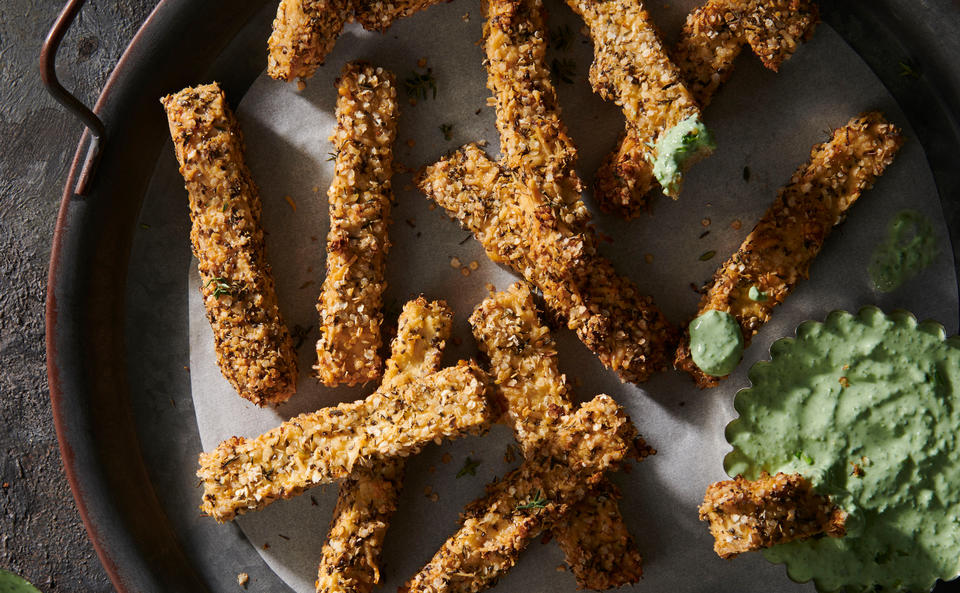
724, 307, 960, 593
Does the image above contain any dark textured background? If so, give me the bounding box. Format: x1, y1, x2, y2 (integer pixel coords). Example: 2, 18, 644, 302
1, 1, 153, 590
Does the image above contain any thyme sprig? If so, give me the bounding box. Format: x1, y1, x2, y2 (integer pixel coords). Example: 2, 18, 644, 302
206, 277, 234, 298
516, 489, 549, 511
552, 58, 576, 84
404, 69, 438, 100
551, 24, 575, 52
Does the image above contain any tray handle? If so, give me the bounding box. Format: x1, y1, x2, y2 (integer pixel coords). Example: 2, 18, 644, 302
40, 0, 104, 196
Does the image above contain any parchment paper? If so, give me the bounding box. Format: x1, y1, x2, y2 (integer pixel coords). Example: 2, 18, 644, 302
187, 0, 960, 590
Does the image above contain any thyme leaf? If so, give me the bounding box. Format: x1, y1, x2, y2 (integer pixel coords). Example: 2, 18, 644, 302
516, 489, 549, 511
552, 58, 576, 84
439, 123, 454, 141
551, 24, 574, 52
456, 457, 482, 478
206, 277, 234, 298
404, 69, 438, 100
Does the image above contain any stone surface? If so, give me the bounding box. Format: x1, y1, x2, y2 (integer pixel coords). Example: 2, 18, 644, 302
0, 1, 153, 591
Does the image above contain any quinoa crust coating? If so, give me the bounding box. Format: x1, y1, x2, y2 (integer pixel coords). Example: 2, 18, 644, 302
675, 112, 903, 387
267, 0, 449, 82
595, 0, 819, 217
161, 83, 298, 407
317, 298, 453, 593
197, 361, 490, 522
353, 0, 451, 32
470, 283, 643, 589
268, 0, 353, 82
699, 472, 846, 559
483, 0, 588, 230
401, 395, 641, 593
315, 62, 399, 387
419, 143, 678, 384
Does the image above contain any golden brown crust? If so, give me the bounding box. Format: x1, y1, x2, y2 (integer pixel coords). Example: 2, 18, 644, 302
595, 0, 819, 218
675, 112, 903, 387
401, 395, 640, 593
353, 0, 451, 32
268, 0, 353, 82
317, 298, 453, 593
552, 481, 643, 589
315, 62, 400, 387
483, 0, 588, 230
419, 144, 678, 383
568, 0, 704, 203
267, 0, 450, 82
699, 472, 846, 559
470, 283, 643, 589
197, 361, 490, 522
161, 83, 298, 407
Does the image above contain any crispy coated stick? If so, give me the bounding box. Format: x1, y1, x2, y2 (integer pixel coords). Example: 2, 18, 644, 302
699, 472, 846, 559
268, 0, 353, 82
315, 62, 399, 387
470, 283, 643, 589
483, 0, 588, 230
595, 0, 819, 217
353, 0, 451, 32
566, 0, 712, 199
318, 298, 453, 593
401, 395, 643, 593
162, 83, 297, 407
197, 361, 489, 522
419, 143, 677, 383
267, 0, 449, 82
675, 112, 903, 387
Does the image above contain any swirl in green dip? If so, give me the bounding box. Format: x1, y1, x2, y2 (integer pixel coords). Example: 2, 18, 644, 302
689, 310, 743, 377
868, 210, 939, 293
725, 308, 960, 592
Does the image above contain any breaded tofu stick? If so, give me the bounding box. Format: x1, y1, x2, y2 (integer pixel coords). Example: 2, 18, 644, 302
699, 472, 846, 559
483, 0, 588, 231
595, 0, 819, 217
317, 298, 453, 593
566, 0, 713, 199
353, 0, 451, 32
401, 395, 641, 593
197, 361, 489, 522
470, 283, 643, 589
267, 0, 449, 82
675, 112, 903, 387
315, 63, 399, 387
162, 83, 298, 407
419, 143, 677, 383
268, 0, 353, 82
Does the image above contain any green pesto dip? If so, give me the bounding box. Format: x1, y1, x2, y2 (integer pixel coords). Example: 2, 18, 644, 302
651, 115, 715, 196
0, 571, 41, 593
689, 309, 743, 377
725, 308, 960, 592
868, 210, 939, 293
